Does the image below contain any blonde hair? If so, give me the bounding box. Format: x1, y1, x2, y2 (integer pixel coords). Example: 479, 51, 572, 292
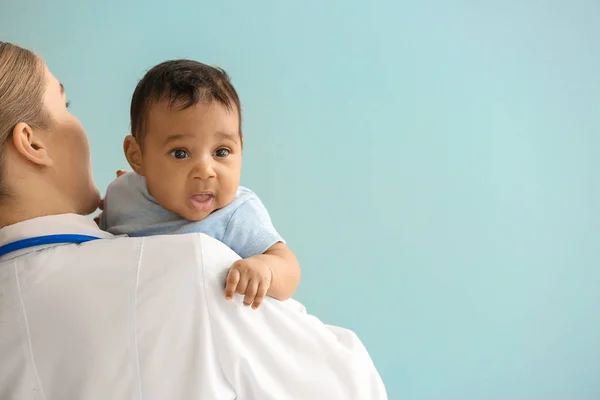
0, 42, 49, 193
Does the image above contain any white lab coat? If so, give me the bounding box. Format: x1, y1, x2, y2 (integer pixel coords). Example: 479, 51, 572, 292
0, 214, 387, 400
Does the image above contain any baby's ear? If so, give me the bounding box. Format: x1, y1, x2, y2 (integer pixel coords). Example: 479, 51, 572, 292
123, 135, 144, 175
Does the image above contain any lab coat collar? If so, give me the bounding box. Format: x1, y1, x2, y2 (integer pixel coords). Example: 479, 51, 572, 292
0, 213, 114, 261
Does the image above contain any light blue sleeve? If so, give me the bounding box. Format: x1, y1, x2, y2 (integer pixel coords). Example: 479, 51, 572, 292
221, 196, 284, 259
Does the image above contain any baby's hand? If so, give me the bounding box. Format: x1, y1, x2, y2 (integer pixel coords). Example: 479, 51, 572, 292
224, 257, 273, 309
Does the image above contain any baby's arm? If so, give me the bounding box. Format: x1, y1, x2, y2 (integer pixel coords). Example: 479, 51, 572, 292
224, 242, 300, 308
258, 242, 301, 300
221, 192, 300, 308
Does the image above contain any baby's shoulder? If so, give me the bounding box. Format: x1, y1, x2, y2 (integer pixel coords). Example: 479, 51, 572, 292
227, 186, 260, 209
106, 172, 146, 197
212, 186, 267, 224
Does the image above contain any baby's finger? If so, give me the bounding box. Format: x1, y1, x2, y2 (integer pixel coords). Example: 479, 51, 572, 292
224, 268, 240, 300
251, 282, 269, 310
243, 280, 259, 307
235, 273, 249, 294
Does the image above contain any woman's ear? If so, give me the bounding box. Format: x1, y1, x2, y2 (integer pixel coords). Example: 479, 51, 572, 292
11, 122, 53, 167
123, 135, 144, 175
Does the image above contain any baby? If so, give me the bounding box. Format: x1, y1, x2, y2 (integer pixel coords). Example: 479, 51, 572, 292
100, 59, 300, 309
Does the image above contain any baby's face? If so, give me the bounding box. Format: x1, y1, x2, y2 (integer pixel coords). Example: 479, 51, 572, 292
139, 100, 242, 221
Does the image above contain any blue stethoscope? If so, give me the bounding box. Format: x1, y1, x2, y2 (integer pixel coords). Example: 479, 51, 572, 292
0, 234, 101, 257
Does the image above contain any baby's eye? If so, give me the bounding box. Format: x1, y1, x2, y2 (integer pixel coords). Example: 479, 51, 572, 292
170, 149, 190, 159
214, 148, 230, 158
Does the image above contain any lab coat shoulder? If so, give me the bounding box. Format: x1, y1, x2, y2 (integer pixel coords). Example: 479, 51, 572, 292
186, 235, 388, 400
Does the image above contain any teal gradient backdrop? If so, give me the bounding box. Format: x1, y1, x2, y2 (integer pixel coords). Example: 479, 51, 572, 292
2, 1, 599, 398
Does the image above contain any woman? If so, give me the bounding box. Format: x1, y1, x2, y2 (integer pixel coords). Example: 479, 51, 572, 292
0, 42, 387, 400
0, 42, 99, 226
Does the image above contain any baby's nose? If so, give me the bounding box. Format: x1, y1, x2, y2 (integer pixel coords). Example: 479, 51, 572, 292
191, 160, 216, 179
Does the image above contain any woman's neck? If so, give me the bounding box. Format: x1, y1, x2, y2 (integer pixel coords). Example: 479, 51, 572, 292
0, 191, 76, 228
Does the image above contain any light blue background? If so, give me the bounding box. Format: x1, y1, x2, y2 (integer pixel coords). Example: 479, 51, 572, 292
2, 1, 599, 398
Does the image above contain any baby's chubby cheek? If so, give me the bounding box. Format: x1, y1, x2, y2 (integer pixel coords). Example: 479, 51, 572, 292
144, 177, 184, 211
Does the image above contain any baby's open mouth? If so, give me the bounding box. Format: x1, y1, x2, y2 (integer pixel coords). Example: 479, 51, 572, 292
189, 193, 215, 211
